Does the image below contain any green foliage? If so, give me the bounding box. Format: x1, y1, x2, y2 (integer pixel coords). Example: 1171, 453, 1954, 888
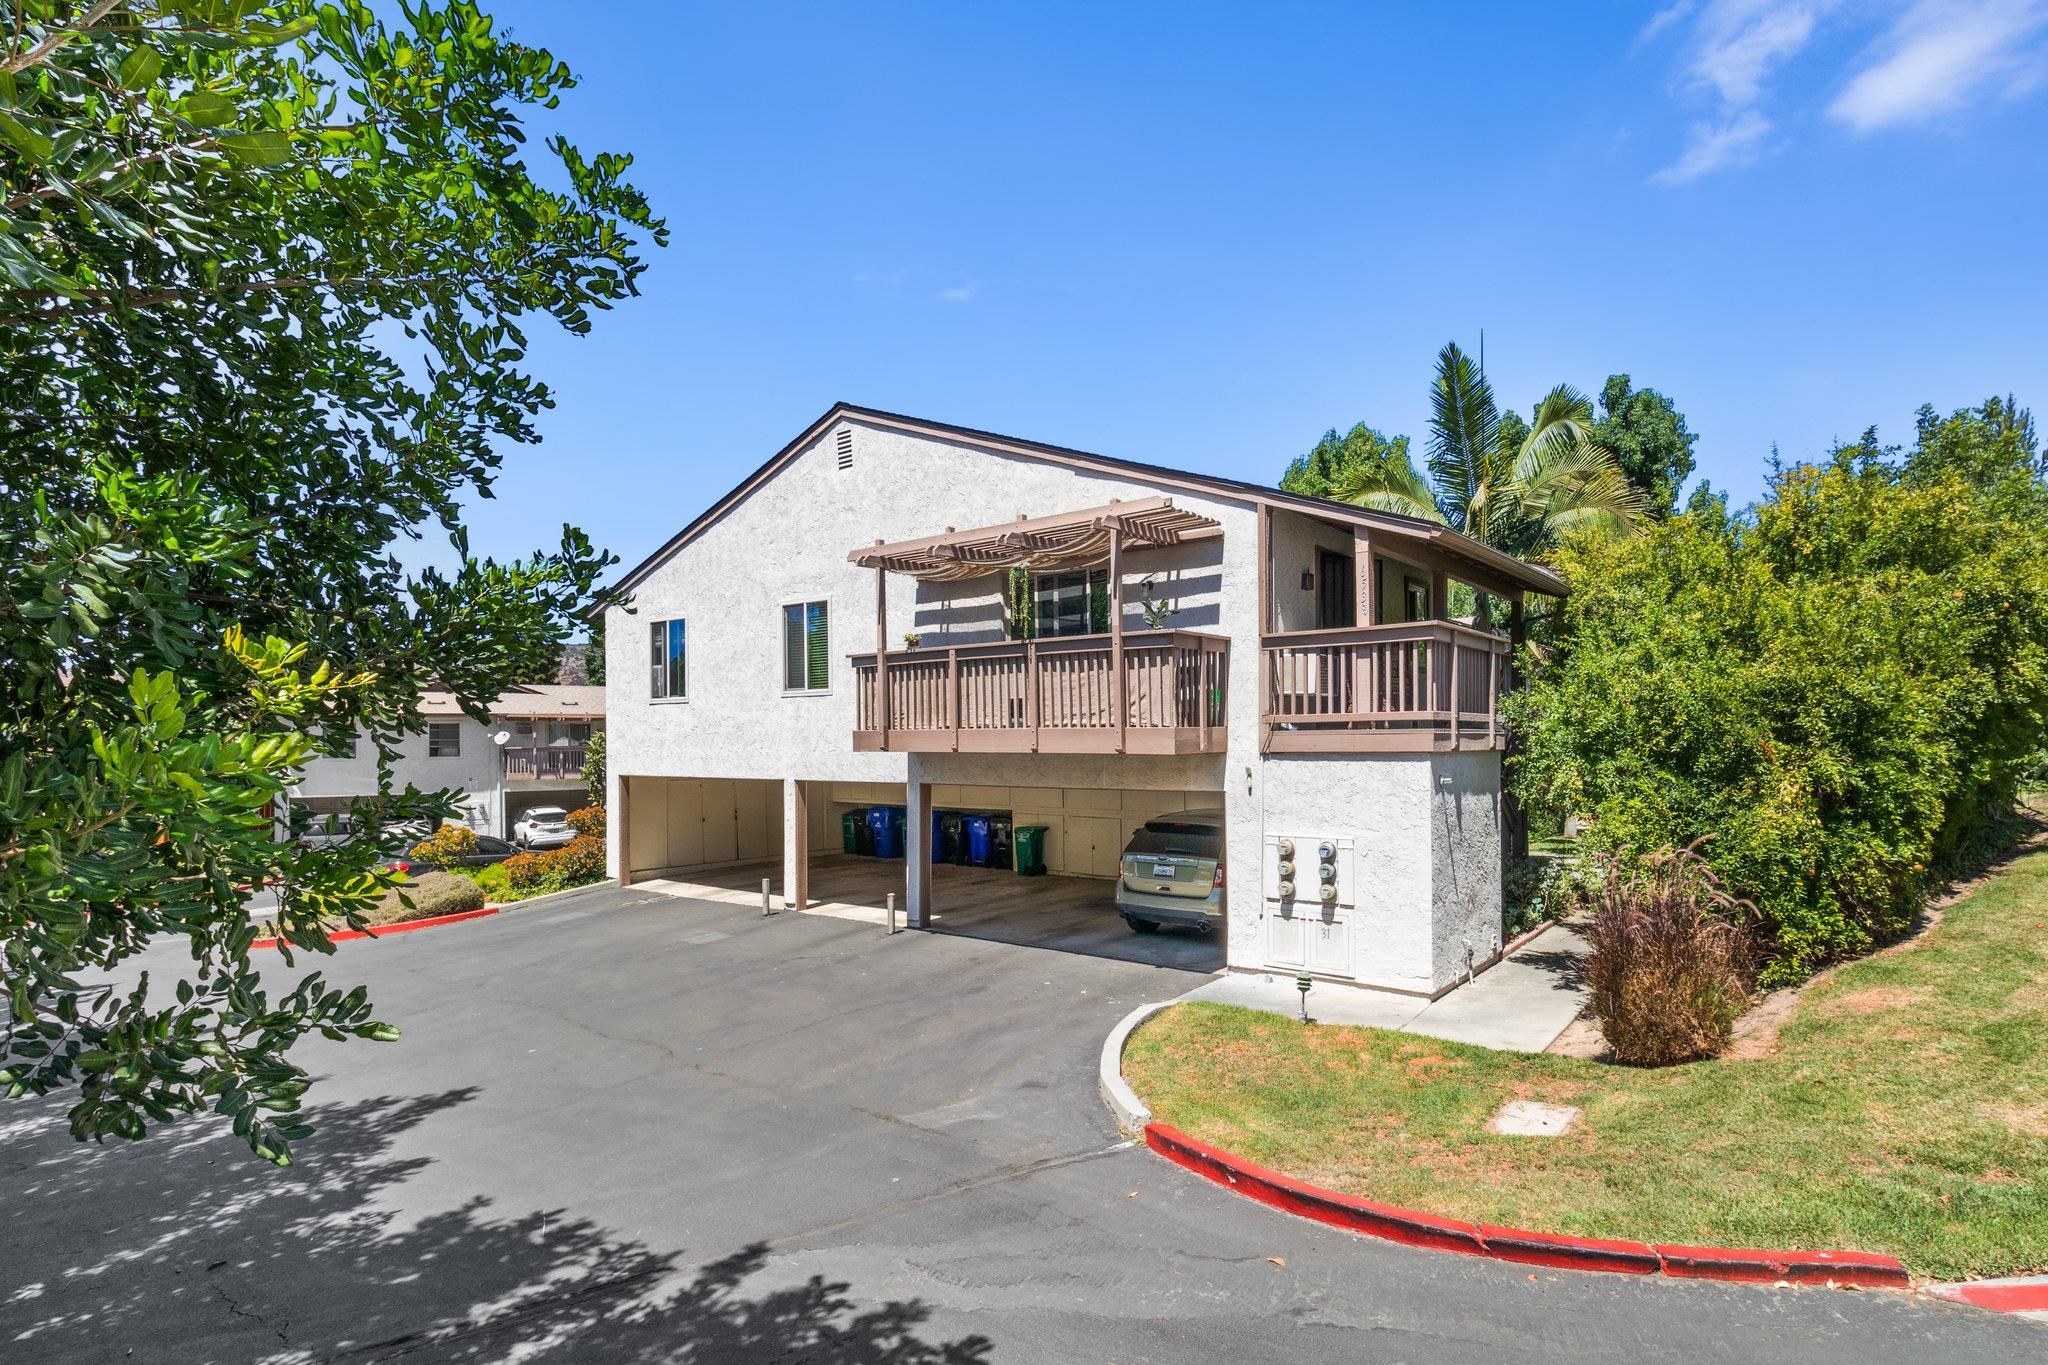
0, 2, 659, 1161
585, 616, 607, 686
1280, 423, 1414, 501
565, 804, 605, 842
583, 730, 607, 808
1326, 343, 1647, 562
409, 823, 480, 866
1509, 399, 2048, 983
1000, 568, 1035, 641
1594, 375, 1698, 518
500, 833, 603, 893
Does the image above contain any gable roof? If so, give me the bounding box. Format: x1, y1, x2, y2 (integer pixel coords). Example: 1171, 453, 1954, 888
602, 403, 1568, 601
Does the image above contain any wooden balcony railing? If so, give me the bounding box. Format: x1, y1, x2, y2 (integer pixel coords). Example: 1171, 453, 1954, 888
501, 745, 589, 782
852, 630, 1229, 755
1261, 621, 1509, 752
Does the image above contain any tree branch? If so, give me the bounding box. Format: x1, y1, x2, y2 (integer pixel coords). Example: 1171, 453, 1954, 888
2, 0, 125, 76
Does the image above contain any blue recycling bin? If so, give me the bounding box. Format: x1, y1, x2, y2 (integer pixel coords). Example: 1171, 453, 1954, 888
868, 805, 906, 859
964, 814, 994, 867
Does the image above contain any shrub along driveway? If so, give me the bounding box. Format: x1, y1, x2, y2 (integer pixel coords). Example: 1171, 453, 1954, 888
2, 883, 2038, 1360
1125, 840, 2048, 1283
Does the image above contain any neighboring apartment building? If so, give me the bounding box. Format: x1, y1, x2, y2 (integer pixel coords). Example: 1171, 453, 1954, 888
288, 685, 606, 839
601, 405, 1563, 998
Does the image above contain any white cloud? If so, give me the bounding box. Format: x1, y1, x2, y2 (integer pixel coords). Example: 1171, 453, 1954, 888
937, 283, 978, 304
1679, 0, 1839, 104
1652, 109, 1775, 181
1646, 1, 1837, 181
1828, 0, 2048, 131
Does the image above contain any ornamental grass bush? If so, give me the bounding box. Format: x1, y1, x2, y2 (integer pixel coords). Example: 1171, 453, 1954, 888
370, 871, 486, 927
1578, 843, 1756, 1065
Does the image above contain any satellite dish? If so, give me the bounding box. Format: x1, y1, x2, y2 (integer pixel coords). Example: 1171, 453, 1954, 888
491, 730, 511, 746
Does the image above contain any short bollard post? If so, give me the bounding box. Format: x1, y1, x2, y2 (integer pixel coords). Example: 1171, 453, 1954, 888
886, 892, 897, 935
1296, 972, 1314, 1025
761, 878, 773, 917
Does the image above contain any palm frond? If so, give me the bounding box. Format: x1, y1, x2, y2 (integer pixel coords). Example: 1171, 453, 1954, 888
1329, 454, 1447, 525
1510, 383, 1599, 487
1427, 342, 1498, 526
1509, 437, 1647, 541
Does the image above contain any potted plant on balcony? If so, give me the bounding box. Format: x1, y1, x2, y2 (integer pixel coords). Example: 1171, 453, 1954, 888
902, 631, 921, 650
1138, 576, 1179, 630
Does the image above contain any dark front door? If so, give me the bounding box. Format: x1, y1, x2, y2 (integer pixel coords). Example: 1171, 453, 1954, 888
1316, 549, 1355, 629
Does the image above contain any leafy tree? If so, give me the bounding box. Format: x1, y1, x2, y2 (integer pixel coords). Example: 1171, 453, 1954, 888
585, 614, 607, 685
1593, 374, 1698, 517
1, 2, 661, 1161
1508, 399, 2048, 983
1280, 423, 1415, 501
1331, 343, 1646, 559
584, 730, 607, 809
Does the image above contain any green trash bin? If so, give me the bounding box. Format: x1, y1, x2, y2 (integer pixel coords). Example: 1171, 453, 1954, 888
841, 808, 865, 855
1014, 824, 1048, 876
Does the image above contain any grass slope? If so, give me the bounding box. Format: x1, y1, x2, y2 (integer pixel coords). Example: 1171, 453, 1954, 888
1125, 842, 2048, 1281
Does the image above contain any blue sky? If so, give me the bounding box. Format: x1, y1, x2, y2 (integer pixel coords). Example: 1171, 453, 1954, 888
455, 1, 2048, 577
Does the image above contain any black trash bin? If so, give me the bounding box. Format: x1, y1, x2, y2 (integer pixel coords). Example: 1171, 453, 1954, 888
849, 807, 875, 857
937, 812, 965, 864
989, 815, 1015, 871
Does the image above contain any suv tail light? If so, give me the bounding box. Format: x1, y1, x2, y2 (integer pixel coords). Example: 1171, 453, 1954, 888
1213, 861, 1225, 888
391, 860, 411, 875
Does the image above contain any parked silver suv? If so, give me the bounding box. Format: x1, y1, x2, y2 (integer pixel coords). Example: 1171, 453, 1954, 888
1115, 810, 1225, 934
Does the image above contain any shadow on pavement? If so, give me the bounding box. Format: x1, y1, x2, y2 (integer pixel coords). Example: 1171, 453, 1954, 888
0, 1089, 992, 1364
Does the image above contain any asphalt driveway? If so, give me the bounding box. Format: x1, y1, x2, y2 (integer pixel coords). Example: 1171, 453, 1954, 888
2, 883, 2037, 1362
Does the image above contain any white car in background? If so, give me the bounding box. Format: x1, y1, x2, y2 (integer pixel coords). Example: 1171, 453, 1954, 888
512, 806, 577, 851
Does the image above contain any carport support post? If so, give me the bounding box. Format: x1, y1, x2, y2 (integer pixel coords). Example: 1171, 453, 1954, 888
782, 778, 808, 911
905, 778, 933, 928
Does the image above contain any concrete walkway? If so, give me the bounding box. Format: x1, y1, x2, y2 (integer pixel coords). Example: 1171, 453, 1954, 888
1176, 921, 1591, 1052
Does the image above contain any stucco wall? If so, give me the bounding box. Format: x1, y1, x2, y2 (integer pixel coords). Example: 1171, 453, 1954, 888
1258, 754, 1437, 991
291, 716, 503, 831
1428, 750, 1504, 987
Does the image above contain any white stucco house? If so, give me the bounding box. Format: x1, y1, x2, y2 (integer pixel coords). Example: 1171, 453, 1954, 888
288, 685, 605, 840
601, 405, 1564, 998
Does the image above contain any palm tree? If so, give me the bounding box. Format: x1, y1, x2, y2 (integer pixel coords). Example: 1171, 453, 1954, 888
1332, 341, 1645, 560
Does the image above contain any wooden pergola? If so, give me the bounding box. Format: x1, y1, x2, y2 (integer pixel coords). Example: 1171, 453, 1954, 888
849, 497, 1224, 753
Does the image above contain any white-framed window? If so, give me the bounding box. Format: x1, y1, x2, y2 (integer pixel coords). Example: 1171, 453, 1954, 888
650, 618, 686, 700
782, 600, 831, 693
428, 722, 461, 757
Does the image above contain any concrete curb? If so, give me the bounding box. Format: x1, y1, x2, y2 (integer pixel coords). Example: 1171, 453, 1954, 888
251, 906, 500, 951
1923, 1274, 2048, 1320
494, 879, 620, 913
1098, 1001, 1175, 1135
1142, 1123, 1911, 1292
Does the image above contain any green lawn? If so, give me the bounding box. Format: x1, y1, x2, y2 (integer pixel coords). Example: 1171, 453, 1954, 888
1124, 839, 2048, 1281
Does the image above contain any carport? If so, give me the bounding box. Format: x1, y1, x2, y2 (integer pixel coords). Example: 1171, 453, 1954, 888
618, 769, 1224, 973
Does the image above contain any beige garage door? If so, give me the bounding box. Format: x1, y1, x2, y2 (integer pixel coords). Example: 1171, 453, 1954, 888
626, 777, 782, 878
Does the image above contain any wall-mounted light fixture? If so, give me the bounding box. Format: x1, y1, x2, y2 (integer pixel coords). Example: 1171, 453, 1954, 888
1300, 570, 1315, 591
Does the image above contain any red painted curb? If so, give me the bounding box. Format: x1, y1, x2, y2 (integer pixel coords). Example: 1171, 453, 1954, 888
252, 905, 500, 951
1654, 1243, 1908, 1289
1925, 1279, 2048, 1315
1142, 1123, 1911, 1291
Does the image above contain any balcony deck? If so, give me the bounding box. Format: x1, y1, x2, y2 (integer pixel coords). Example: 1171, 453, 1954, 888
852, 630, 1228, 755
1261, 621, 1509, 753
501, 745, 589, 782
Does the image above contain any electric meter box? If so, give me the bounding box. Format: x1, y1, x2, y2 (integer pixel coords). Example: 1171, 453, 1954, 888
1263, 833, 1356, 907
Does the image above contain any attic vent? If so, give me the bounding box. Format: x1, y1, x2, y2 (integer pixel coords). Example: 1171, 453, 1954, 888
835, 427, 854, 470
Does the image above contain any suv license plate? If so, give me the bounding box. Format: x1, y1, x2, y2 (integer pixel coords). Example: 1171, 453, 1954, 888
1151, 863, 1175, 878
